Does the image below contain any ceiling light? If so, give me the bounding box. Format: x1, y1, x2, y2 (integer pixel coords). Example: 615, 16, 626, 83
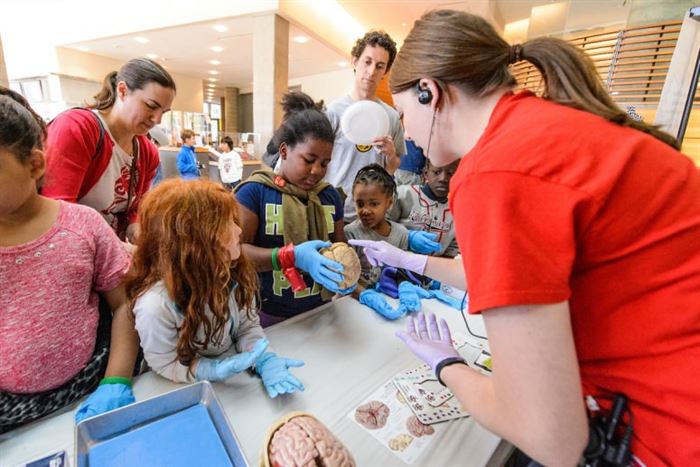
293, 35, 309, 44
208, 70, 220, 75
146, 53, 158, 59
208, 78, 218, 82
133, 36, 149, 44
212, 24, 228, 33
210, 46, 224, 52
401, 23, 407, 27
208, 60, 222, 66
207, 83, 216, 88
337, 61, 349, 67
77, 46, 90, 52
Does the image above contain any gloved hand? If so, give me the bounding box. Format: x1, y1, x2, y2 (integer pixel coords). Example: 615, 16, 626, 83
408, 231, 441, 254
75, 381, 135, 423
255, 352, 305, 398
294, 240, 345, 293
338, 283, 358, 295
398, 281, 431, 313
395, 312, 461, 373
348, 239, 428, 274
359, 289, 406, 320
195, 338, 269, 382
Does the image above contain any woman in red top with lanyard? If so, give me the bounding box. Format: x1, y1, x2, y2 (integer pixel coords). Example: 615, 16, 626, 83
352, 10, 700, 466
44, 57, 176, 243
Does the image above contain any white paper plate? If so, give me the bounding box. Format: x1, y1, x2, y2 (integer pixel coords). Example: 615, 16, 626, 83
340, 100, 390, 145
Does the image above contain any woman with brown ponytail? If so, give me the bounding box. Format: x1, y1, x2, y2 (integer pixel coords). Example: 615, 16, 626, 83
43, 57, 176, 243
352, 10, 700, 466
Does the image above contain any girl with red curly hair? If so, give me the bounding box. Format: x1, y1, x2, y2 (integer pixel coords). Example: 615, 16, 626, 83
126, 179, 303, 398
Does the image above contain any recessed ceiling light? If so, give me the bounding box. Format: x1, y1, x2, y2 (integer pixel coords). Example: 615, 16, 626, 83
207, 83, 216, 88
146, 53, 158, 59
210, 46, 224, 52
133, 36, 149, 44
212, 24, 228, 33
208, 78, 218, 82
293, 35, 309, 44
208, 70, 220, 75
401, 22, 407, 27
77, 46, 90, 52
208, 60, 222, 66
337, 61, 349, 67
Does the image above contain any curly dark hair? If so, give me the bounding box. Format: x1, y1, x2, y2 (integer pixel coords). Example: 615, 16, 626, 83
351, 30, 398, 72
352, 163, 396, 199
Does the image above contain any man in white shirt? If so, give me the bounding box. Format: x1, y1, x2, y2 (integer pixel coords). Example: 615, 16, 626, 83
325, 31, 406, 222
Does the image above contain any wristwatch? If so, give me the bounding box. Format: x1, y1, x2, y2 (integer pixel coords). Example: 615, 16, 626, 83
435, 357, 467, 386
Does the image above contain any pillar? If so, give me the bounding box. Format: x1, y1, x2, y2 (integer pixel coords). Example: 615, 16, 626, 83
224, 86, 239, 136
0, 34, 9, 88
252, 13, 289, 158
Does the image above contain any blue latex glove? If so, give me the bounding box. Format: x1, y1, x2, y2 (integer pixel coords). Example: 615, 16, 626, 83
359, 289, 406, 320
255, 352, 305, 398
75, 382, 135, 423
294, 240, 345, 293
195, 338, 269, 382
430, 289, 464, 310
338, 283, 358, 295
398, 281, 431, 313
408, 231, 441, 254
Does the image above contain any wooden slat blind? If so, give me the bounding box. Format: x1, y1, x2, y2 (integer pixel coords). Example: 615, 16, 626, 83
510, 20, 700, 107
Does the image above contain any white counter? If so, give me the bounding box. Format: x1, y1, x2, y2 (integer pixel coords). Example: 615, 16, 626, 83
0, 295, 510, 467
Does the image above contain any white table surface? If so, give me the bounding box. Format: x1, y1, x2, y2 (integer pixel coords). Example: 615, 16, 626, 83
1, 294, 509, 467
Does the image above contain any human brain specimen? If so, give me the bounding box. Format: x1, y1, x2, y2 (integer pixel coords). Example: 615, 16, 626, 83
320, 242, 361, 290
262, 412, 355, 467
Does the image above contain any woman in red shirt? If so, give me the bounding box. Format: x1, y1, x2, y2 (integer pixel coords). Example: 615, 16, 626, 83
44, 57, 176, 242
352, 9, 700, 466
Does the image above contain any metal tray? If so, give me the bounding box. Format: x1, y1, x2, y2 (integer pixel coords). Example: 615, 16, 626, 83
75, 381, 248, 467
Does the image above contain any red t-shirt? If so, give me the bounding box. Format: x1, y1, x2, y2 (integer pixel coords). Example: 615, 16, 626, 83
43, 109, 159, 239
450, 91, 700, 466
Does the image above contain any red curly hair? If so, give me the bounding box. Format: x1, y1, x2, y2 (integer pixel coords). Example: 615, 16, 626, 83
125, 179, 259, 370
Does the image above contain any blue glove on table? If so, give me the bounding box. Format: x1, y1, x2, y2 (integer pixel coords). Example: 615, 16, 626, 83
75, 379, 135, 423
359, 289, 406, 320
398, 281, 431, 313
195, 338, 269, 382
294, 240, 345, 292
430, 289, 464, 310
255, 352, 305, 398
408, 231, 441, 254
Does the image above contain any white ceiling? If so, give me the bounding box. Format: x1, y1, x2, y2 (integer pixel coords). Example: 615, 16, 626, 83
64, 0, 630, 101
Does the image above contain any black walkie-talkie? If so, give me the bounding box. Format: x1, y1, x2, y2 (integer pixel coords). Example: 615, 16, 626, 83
582, 394, 633, 467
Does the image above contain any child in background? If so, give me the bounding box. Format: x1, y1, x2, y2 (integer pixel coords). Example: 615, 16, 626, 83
388, 159, 460, 257
127, 180, 303, 398
176, 129, 200, 180
0, 88, 139, 431
345, 164, 439, 295
217, 136, 243, 190
235, 101, 351, 327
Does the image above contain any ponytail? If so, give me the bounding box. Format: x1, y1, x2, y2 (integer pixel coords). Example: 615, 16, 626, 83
517, 38, 679, 149
91, 71, 118, 110
391, 10, 678, 150
90, 57, 176, 111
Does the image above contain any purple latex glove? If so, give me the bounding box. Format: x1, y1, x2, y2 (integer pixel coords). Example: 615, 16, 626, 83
348, 239, 428, 274
395, 312, 461, 373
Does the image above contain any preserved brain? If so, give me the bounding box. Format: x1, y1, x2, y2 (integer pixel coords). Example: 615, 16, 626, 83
354, 400, 390, 429
262, 412, 355, 467
320, 242, 361, 290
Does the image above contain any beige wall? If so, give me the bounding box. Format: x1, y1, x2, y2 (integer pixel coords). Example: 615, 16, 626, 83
288, 68, 354, 106
56, 47, 203, 112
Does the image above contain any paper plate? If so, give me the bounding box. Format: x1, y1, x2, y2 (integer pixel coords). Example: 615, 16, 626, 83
340, 100, 390, 145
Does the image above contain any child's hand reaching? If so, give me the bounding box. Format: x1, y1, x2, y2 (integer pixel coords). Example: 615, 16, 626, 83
195, 338, 269, 382
255, 352, 305, 398
408, 231, 441, 254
